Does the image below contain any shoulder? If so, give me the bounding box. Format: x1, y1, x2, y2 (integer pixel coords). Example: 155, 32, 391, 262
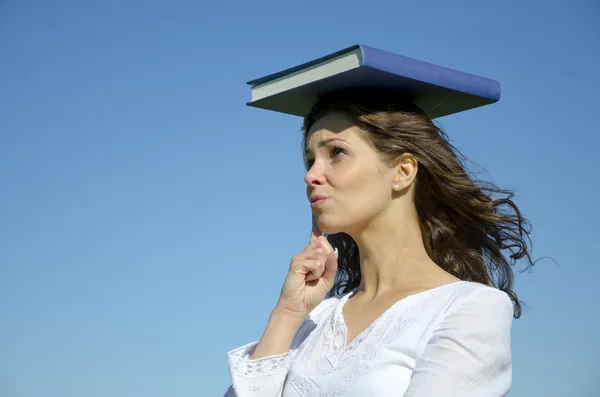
401, 282, 515, 395
446, 281, 514, 317
433, 281, 515, 338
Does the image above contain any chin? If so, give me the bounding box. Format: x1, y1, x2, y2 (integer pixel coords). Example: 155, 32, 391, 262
316, 213, 350, 235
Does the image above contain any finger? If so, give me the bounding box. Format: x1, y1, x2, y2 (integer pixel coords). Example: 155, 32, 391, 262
291, 258, 320, 274
306, 264, 325, 281
310, 235, 333, 257
292, 259, 325, 281
309, 213, 322, 243
304, 247, 326, 260
322, 248, 339, 282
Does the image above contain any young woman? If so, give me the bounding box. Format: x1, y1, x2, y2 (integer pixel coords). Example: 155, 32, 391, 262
223, 88, 533, 397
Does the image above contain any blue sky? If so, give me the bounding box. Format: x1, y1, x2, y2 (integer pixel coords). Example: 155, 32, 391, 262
1, 1, 598, 396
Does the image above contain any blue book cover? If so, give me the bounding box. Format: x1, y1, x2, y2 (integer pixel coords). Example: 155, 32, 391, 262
246, 44, 501, 119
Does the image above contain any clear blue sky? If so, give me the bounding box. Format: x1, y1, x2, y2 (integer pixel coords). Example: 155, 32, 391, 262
1, 1, 598, 396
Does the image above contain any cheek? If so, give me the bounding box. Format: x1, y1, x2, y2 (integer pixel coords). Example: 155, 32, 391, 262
335, 165, 389, 214
318, 166, 389, 233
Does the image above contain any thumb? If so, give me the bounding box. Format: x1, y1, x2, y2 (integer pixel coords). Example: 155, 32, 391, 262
310, 213, 322, 243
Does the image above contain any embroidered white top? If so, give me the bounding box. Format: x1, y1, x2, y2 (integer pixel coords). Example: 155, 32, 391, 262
223, 281, 514, 397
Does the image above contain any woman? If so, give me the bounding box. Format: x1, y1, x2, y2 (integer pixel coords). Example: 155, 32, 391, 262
223, 88, 533, 397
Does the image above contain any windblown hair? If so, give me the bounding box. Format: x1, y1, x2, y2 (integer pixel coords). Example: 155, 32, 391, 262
302, 88, 534, 318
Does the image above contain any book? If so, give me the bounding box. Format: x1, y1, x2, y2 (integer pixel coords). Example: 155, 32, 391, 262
246, 44, 501, 119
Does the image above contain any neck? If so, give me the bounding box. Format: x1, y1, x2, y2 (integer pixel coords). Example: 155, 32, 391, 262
349, 204, 438, 299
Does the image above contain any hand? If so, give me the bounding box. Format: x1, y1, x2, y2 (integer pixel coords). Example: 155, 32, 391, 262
275, 214, 339, 320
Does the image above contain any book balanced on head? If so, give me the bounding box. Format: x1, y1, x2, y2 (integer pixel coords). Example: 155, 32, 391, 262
246, 44, 500, 119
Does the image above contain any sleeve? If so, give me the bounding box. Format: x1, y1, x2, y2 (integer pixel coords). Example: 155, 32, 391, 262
222, 342, 292, 397
222, 301, 327, 397
403, 287, 514, 397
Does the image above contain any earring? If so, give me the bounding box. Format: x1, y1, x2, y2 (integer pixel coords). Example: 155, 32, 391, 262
394, 184, 399, 190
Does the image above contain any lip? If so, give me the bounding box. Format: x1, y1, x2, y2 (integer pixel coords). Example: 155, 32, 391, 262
310, 194, 328, 208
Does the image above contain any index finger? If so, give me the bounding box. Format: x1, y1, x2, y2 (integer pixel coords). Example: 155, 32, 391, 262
310, 213, 322, 243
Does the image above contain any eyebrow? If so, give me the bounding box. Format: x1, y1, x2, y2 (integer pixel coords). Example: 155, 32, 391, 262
305, 137, 348, 156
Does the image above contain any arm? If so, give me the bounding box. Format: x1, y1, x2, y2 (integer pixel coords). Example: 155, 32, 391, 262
403, 287, 514, 397
223, 309, 308, 397
249, 308, 306, 360
223, 216, 338, 396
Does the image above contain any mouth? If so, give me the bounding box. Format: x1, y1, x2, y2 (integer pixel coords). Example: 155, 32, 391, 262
310, 194, 328, 208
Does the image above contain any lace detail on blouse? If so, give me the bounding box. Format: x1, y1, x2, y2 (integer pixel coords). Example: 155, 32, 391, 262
228, 343, 291, 377
289, 285, 466, 396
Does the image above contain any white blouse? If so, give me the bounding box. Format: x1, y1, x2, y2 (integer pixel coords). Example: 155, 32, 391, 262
223, 281, 514, 397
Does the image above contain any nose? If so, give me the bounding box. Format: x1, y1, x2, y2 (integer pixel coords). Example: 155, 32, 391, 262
304, 162, 326, 187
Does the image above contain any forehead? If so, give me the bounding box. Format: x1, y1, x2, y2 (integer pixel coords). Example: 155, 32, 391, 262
305, 112, 362, 148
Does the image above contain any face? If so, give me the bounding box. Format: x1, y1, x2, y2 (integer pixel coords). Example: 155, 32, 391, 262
304, 111, 398, 234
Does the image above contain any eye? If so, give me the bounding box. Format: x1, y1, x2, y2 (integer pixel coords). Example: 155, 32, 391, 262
305, 157, 314, 169
331, 146, 347, 158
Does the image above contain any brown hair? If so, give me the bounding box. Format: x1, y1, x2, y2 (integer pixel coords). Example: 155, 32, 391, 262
302, 88, 535, 318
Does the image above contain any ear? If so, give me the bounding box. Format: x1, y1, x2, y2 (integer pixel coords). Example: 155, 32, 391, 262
392, 154, 418, 192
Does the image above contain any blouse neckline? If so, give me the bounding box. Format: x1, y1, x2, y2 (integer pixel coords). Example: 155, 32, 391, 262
332, 280, 468, 353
